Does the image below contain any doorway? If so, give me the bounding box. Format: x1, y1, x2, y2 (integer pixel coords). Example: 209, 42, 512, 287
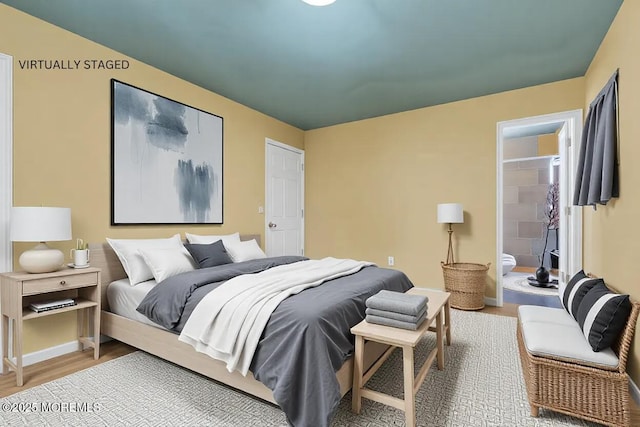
265, 138, 304, 257
496, 110, 582, 307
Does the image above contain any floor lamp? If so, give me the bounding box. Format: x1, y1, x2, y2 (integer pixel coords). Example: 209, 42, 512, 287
437, 203, 463, 265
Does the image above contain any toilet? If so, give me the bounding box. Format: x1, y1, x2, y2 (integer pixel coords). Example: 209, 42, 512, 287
502, 253, 517, 275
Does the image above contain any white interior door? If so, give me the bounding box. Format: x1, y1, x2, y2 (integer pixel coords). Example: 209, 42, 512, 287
0, 52, 13, 366
0, 53, 12, 273
558, 122, 582, 284
265, 139, 304, 256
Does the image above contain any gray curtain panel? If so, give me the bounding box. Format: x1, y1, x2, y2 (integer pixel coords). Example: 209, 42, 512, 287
573, 70, 619, 207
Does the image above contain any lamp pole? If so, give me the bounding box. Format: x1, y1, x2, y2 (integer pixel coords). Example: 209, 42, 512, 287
446, 222, 455, 265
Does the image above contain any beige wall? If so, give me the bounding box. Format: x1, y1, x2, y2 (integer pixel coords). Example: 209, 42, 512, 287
583, 0, 640, 383
503, 136, 539, 160
5, 1, 638, 386
0, 4, 304, 353
305, 78, 584, 299
537, 132, 559, 156
503, 133, 558, 160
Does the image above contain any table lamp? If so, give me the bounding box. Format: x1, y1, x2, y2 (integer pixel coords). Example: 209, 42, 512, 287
437, 203, 463, 265
10, 207, 72, 273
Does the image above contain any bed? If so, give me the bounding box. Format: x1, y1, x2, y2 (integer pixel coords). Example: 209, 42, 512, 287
91, 235, 414, 426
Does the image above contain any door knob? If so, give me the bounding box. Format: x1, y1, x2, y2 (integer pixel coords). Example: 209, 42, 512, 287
268, 222, 277, 228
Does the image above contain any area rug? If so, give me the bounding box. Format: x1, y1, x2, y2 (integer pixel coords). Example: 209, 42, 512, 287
503, 271, 559, 297
0, 310, 599, 426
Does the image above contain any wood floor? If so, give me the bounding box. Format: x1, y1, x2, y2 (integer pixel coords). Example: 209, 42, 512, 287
0, 341, 136, 398
0, 305, 517, 397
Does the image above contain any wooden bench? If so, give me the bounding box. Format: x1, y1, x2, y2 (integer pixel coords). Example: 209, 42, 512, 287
350, 288, 451, 427
517, 302, 640, 427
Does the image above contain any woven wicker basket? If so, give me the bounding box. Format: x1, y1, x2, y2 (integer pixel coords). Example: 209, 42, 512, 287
441, 262, 490, 310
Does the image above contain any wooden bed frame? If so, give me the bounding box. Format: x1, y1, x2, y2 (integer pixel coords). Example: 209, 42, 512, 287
90, 235, 388, 406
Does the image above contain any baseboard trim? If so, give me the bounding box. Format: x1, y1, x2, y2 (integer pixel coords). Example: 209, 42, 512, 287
630, 378, 640, 405
9, 336, 111, 367
11, 340, 80, 367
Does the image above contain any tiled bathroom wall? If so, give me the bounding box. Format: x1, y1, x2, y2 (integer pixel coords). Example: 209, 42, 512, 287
503, 157, 557, 268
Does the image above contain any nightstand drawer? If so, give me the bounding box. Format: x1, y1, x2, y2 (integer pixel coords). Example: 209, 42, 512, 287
22, 272, 97, 295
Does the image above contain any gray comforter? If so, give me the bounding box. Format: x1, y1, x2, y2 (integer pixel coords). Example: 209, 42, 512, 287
137, 256, 414, 427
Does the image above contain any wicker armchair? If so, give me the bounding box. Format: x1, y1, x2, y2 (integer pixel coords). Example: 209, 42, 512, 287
517, 301, 640, 427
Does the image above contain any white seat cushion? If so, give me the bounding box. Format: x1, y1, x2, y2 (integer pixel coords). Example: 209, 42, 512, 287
518, 305, 576, 326
518, 305, 619, 369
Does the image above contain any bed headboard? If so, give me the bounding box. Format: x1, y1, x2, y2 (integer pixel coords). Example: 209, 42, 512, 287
89, 234, 261, 309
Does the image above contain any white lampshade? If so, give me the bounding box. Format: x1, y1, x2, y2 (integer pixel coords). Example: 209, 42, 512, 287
10, 207, 72, 242
10, 207, 72, 273
437, 203, 464, 224
302, 0, 336, 6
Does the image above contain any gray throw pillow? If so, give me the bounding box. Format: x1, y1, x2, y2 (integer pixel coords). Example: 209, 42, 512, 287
184, 240, 233, 268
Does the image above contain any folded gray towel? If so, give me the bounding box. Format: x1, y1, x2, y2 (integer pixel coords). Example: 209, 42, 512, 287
366, 311, 427, 331
365, 306, 427, 323
366, 290, 428, 316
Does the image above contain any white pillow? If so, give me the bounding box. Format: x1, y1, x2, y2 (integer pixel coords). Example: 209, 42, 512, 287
225, 239, 267, 263
185, 232, 241, 246
139, 247, 196, 283
106, 234, 182, 285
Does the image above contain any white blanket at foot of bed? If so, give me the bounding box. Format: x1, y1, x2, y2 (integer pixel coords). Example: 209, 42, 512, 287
179, 257, 374, 375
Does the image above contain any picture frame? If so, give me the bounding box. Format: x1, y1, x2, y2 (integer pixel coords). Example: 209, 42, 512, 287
111, 79, 223, 225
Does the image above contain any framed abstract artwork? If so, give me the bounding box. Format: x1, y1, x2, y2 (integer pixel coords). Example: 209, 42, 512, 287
111, 79, 223, 224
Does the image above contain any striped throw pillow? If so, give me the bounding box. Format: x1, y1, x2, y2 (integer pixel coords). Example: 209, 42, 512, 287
576, 282, 632, 352
561, 270, 603, 320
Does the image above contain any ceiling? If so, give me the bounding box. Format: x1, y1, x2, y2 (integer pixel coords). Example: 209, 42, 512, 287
1, 0, 623, 130
503, 122, 563, 140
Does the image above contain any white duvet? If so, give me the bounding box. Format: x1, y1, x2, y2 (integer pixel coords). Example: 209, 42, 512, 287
178, 257, 374, 375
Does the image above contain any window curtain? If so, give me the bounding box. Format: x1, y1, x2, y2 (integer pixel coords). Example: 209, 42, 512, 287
573, 70, 619, 207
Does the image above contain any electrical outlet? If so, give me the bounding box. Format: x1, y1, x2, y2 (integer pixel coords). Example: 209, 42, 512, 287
388, 256, 395, 266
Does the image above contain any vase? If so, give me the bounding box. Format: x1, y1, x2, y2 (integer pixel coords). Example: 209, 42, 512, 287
536, 266, 550, 283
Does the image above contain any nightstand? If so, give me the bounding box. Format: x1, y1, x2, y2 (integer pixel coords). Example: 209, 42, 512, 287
0, 267, 101, 386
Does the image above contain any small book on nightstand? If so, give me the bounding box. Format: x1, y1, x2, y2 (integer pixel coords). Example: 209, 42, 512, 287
29, 298, 76, 313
